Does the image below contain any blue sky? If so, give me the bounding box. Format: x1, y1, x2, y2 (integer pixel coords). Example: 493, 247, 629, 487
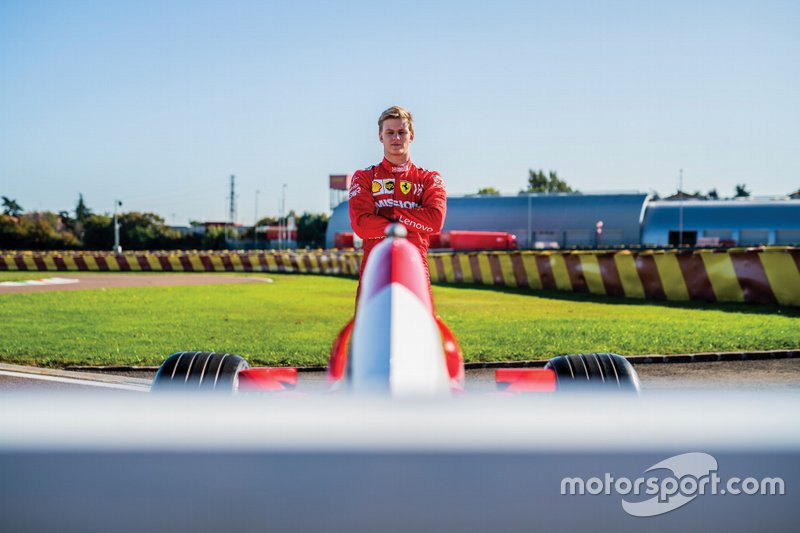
1, 0, 797, 225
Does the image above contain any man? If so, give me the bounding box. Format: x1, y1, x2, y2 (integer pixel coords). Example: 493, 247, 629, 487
348, 106, 447, 301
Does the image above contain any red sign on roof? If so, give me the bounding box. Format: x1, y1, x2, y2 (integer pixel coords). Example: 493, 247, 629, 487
329, 174, 352, 190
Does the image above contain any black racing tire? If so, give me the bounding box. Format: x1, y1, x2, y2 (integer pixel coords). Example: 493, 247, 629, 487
544, 353, 641, 393
151, 351, 250, 393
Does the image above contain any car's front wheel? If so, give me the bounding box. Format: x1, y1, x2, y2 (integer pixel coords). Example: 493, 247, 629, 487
544, 353, 641, 393
150, 351, 250, 393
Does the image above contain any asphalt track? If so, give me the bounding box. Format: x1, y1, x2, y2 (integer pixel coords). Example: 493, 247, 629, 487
0, 364, 151, 392
1, 358, 799, 392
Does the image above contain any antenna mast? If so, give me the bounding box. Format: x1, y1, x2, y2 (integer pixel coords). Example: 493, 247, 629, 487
229, 175, 236, 224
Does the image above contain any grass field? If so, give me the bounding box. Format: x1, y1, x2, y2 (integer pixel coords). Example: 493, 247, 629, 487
0, 272, 798, 367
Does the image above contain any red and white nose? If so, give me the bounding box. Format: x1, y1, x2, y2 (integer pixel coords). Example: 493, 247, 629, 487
348, 225, 450, 396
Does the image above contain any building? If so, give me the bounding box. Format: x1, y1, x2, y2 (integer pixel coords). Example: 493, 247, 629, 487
327, 193, 649, 248
641, 199, 800, 246
326, 193, 800, 248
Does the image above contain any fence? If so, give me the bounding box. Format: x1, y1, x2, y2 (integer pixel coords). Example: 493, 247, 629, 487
1, 247, 797, 306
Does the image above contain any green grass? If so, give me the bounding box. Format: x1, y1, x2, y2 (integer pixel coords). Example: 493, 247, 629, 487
438, 284, 799, 361
0, 273, 797, 367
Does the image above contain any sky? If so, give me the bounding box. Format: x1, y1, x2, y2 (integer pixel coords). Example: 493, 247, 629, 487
1, 0, 798, 226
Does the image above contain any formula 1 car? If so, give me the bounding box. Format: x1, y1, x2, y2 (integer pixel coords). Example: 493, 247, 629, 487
151, 225, 641, 395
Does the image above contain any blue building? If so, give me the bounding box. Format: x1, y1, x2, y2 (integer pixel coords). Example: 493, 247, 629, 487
641, 199, 800, 246
326, 193, 800, 248
327, 193, 649, 248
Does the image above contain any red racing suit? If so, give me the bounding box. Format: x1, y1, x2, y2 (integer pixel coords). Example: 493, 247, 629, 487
349, 157, 447, 290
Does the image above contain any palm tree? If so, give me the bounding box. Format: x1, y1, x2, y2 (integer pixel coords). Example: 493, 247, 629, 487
1, 196, 23, 216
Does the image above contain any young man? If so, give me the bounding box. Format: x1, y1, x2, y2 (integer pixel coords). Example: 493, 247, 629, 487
348, 106, 447, 299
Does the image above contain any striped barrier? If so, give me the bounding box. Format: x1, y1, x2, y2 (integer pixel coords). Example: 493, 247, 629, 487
1, 247, 798, 307
0, 251, 362, 277
427, 247, 800, 307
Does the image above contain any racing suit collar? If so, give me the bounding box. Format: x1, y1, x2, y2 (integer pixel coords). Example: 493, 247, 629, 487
381, 157, 412, 173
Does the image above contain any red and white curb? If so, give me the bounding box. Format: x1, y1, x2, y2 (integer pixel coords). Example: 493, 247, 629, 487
0, 277, 79, 287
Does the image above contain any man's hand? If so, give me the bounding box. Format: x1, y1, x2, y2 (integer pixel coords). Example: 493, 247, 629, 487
376, 206, 395, 221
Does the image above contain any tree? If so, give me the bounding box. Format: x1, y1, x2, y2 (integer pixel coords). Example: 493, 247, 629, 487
116, 212, 175, 250
707, 188, 719, 200
81, 211, 188, 250
58, 210, 76, 232
75, 193, 92, 222
525, 169, 575, 193
476, 187, 501, 196
81, 214, 113, 249
201, 225, 233, 249
0, 211, 80, 250
296, 212, 329, 248
255, 215, 279, 227
2, 196, 23, 216
0, 215, 25, 247
734, 184, 751, 198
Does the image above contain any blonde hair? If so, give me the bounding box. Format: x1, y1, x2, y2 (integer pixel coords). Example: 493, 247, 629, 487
378, 106, 414, 135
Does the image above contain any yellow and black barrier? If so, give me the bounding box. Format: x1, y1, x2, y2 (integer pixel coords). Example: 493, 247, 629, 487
1, 247, 798, 307
0, 250, 363, 277
427, 247, 799, 307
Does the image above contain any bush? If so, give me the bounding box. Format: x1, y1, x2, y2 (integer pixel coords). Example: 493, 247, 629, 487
0, 213, 80, 250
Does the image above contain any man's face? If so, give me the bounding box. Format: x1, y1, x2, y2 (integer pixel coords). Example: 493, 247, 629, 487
379, 118, 414, 161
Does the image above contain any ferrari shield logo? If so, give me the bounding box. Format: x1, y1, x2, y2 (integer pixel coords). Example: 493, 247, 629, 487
400, 181, 411, 195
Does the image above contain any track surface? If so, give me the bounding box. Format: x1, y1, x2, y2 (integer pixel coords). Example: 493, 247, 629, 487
0, 273, 271, 294
1, 359, 798, 392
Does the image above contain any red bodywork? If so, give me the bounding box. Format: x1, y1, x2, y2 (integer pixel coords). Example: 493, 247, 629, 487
247, 228, 546, 395
496, 368, 556, 393
327, 236, 465, 391
238, 367, 298, 392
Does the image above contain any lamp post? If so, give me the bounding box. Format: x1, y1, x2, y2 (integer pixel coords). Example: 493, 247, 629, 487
113, 200, 122, 253
678, 169, 684, 247
280, 184, 287, 250
254, 189, 260, 249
